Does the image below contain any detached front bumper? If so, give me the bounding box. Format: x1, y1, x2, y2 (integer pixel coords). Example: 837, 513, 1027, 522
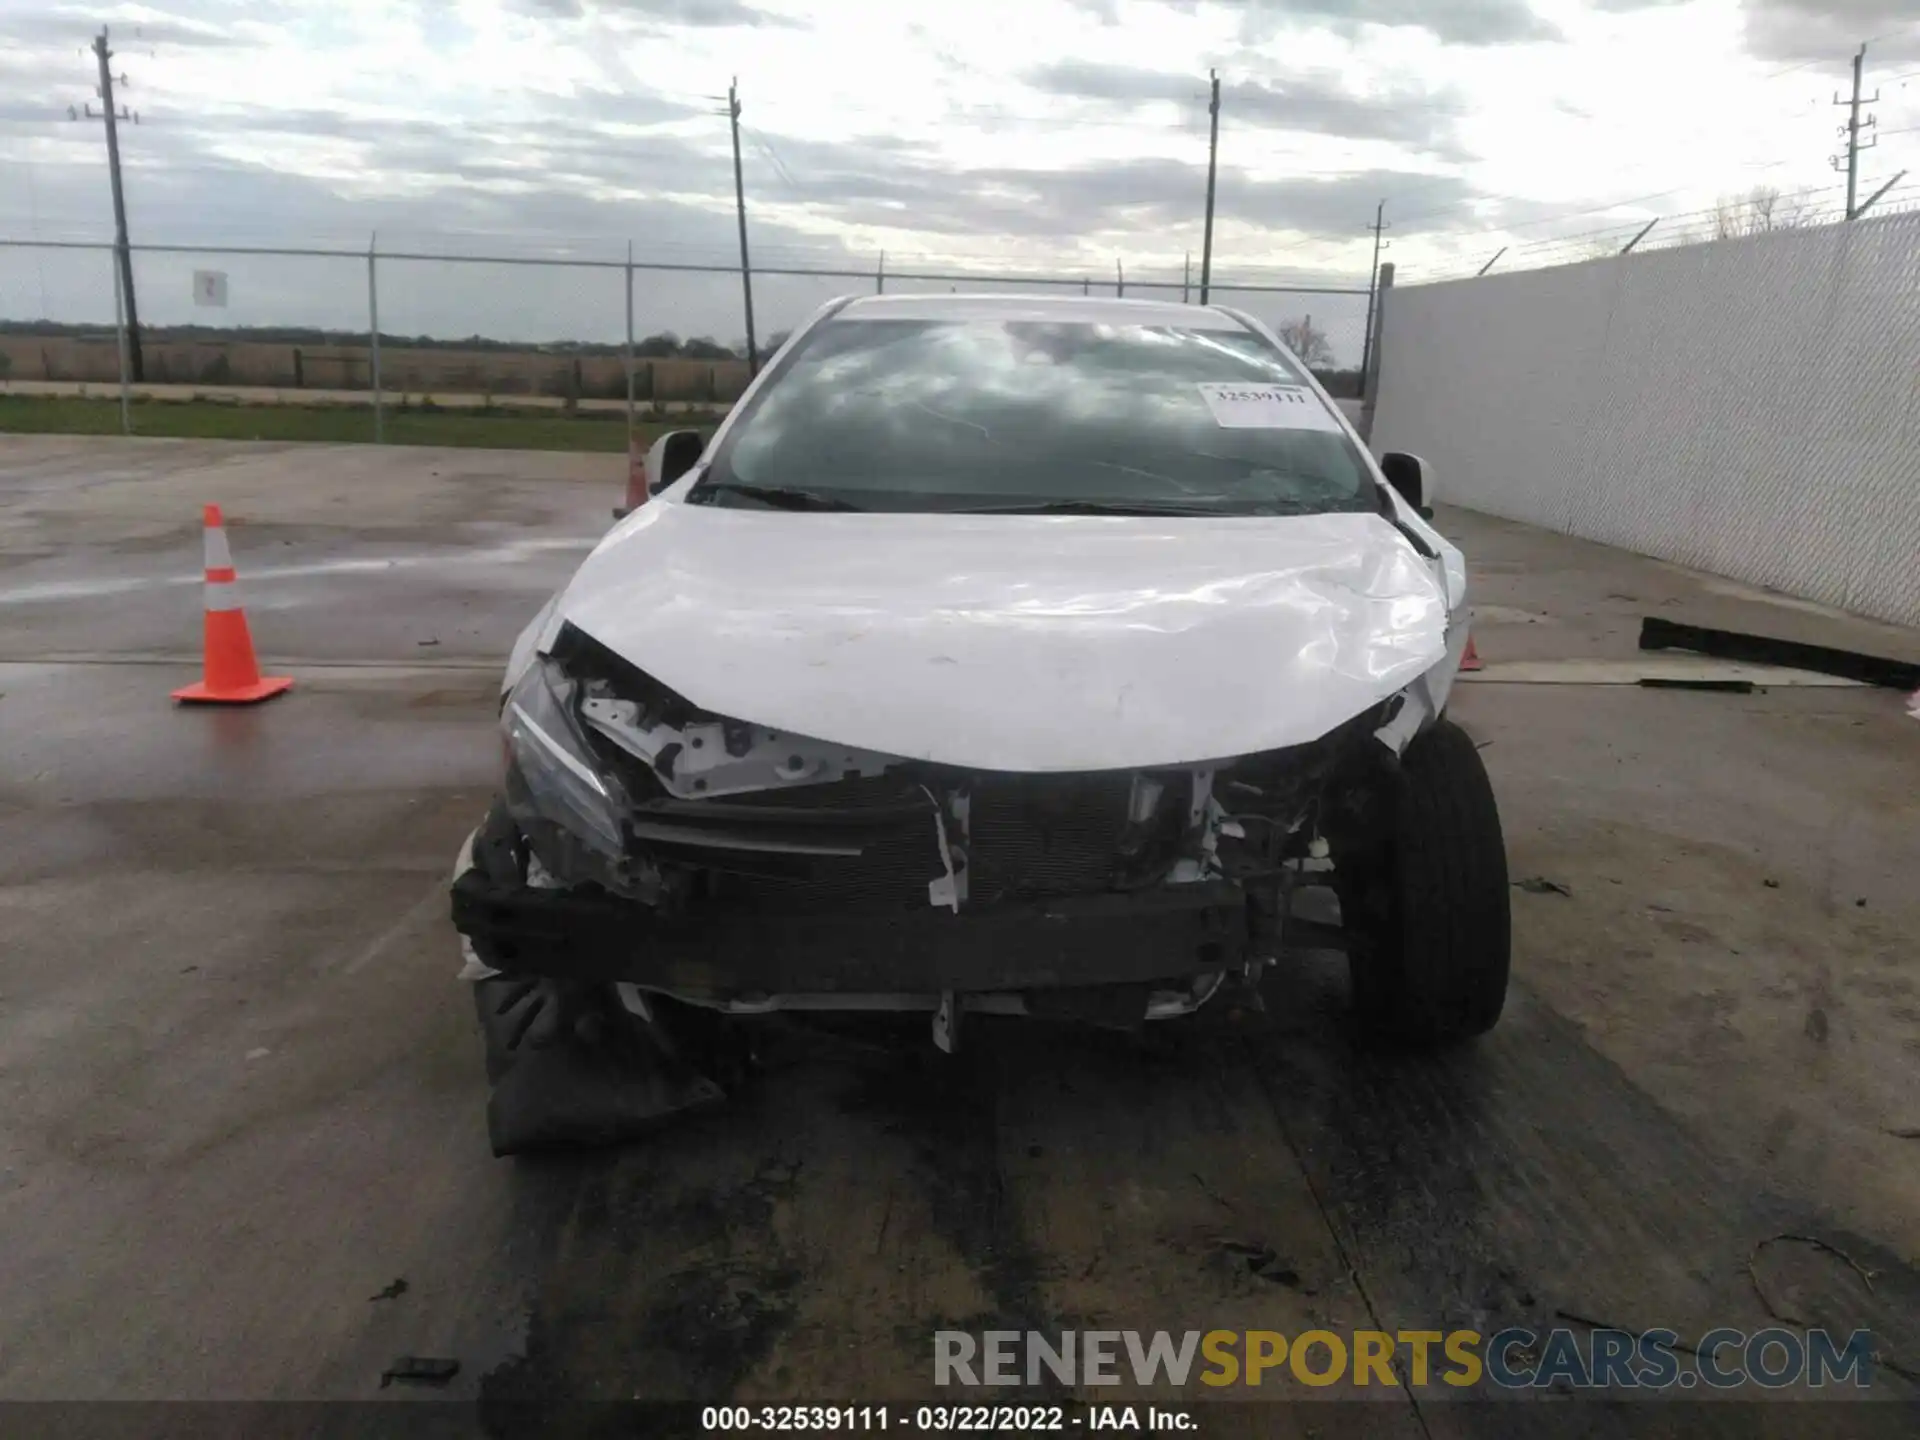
451, 864, 1248, 997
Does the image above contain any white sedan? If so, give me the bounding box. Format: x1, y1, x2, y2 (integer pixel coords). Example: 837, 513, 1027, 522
450, 294, 1508, 1154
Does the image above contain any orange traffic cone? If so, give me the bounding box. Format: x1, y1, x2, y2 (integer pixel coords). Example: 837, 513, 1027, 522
1461, 634, 1484, 672
172, 504, 293, 705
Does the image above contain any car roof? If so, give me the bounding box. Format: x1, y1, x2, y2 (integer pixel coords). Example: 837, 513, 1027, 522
830, 292, 1250, 330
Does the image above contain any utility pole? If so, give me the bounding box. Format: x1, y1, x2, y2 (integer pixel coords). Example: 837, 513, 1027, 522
1116, 258, 1124, 297
727, 78, 758, 373
1182, 252, 1191, 303
1359, 200, 1388, 398
1832, 43, 1878, 220
1361, 262, 1392, 439
625, 239, 635, 454
77, 28, 143, 381
1199, 70, 1221, 304
367, 233, 382, 442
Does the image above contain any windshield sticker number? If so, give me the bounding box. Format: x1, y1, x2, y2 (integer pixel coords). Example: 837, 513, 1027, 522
1197, 382, 1344, 433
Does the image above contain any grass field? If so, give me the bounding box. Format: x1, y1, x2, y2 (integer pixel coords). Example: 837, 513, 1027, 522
0, 394, 714, 453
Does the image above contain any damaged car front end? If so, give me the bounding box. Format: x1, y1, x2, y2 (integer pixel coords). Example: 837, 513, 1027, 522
450, 294, 1509, 1155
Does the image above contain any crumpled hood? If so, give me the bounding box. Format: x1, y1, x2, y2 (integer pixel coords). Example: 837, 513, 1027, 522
545, 500, 1453, 772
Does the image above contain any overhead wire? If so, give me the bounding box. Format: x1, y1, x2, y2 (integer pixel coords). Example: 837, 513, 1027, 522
12, 25, 1917, 300
1376, 44, 1908, 236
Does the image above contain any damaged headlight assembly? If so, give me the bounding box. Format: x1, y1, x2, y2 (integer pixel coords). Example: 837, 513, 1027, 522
500, 657, 630, 884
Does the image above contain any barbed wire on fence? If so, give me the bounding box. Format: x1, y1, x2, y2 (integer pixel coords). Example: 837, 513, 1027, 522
1406, 179, 1917, 286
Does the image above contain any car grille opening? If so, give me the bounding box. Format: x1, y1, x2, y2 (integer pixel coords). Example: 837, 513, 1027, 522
671, 770, 1140, 915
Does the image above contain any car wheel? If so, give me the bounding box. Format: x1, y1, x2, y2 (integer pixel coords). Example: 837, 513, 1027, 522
1340, 718, 1510, 1045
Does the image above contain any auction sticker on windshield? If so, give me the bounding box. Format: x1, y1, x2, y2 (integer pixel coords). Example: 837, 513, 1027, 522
1197, 382, 1344, 433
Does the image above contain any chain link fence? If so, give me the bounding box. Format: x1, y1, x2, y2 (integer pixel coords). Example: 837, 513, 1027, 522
0, 236, 1374, 442
1371, 205, 1920, 627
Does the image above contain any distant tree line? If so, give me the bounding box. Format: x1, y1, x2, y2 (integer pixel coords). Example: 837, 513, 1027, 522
0, 319, 744, 360
1711, 185, 1810, 240
3, 318, 1365, 394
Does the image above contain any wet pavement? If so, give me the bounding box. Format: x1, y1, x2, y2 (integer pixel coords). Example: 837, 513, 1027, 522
1, 436, 1918, 1433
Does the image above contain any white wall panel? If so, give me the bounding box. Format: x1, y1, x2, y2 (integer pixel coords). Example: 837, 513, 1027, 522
1371, 212, 1920, 628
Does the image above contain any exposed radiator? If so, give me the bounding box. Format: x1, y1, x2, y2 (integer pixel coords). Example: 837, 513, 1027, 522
965, 774, 1134, 905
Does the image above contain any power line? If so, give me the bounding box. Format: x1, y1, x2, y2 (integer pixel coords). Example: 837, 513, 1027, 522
1756, 55, 1828, 82
1386, 50, 1901, 236
742, 126, 799, 194
737, 91, 1227, 136
756, 131, 800, 192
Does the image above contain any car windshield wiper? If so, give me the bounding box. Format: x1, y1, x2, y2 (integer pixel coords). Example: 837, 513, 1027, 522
1372, 487, 1440, 558
1385, 512, 1440, 559
694, 481, 865, 512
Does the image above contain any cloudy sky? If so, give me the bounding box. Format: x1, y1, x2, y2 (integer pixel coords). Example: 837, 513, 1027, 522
2, 0, 1917, 357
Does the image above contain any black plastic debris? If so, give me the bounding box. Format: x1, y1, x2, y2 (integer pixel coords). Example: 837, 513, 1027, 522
368, 1278, 408, 1302
1515, 877, 1572, 896
464, 808, 730, 1157
380, 1356, 459, 1388
1640, 617, 1920, 691
1217, 1240, 1301, 1288
1637, 677, 1755, 693
486, 1036, 724, 1156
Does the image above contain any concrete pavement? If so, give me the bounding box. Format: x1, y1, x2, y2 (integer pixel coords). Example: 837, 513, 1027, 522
1, 436, 1917, 1426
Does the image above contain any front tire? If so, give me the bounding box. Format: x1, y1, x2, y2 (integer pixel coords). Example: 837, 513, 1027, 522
1341, 719, 1510, 1045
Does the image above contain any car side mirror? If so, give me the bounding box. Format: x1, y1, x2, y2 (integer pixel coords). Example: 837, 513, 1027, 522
646, 430, 706, 496
1379, 451, 1435, 521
